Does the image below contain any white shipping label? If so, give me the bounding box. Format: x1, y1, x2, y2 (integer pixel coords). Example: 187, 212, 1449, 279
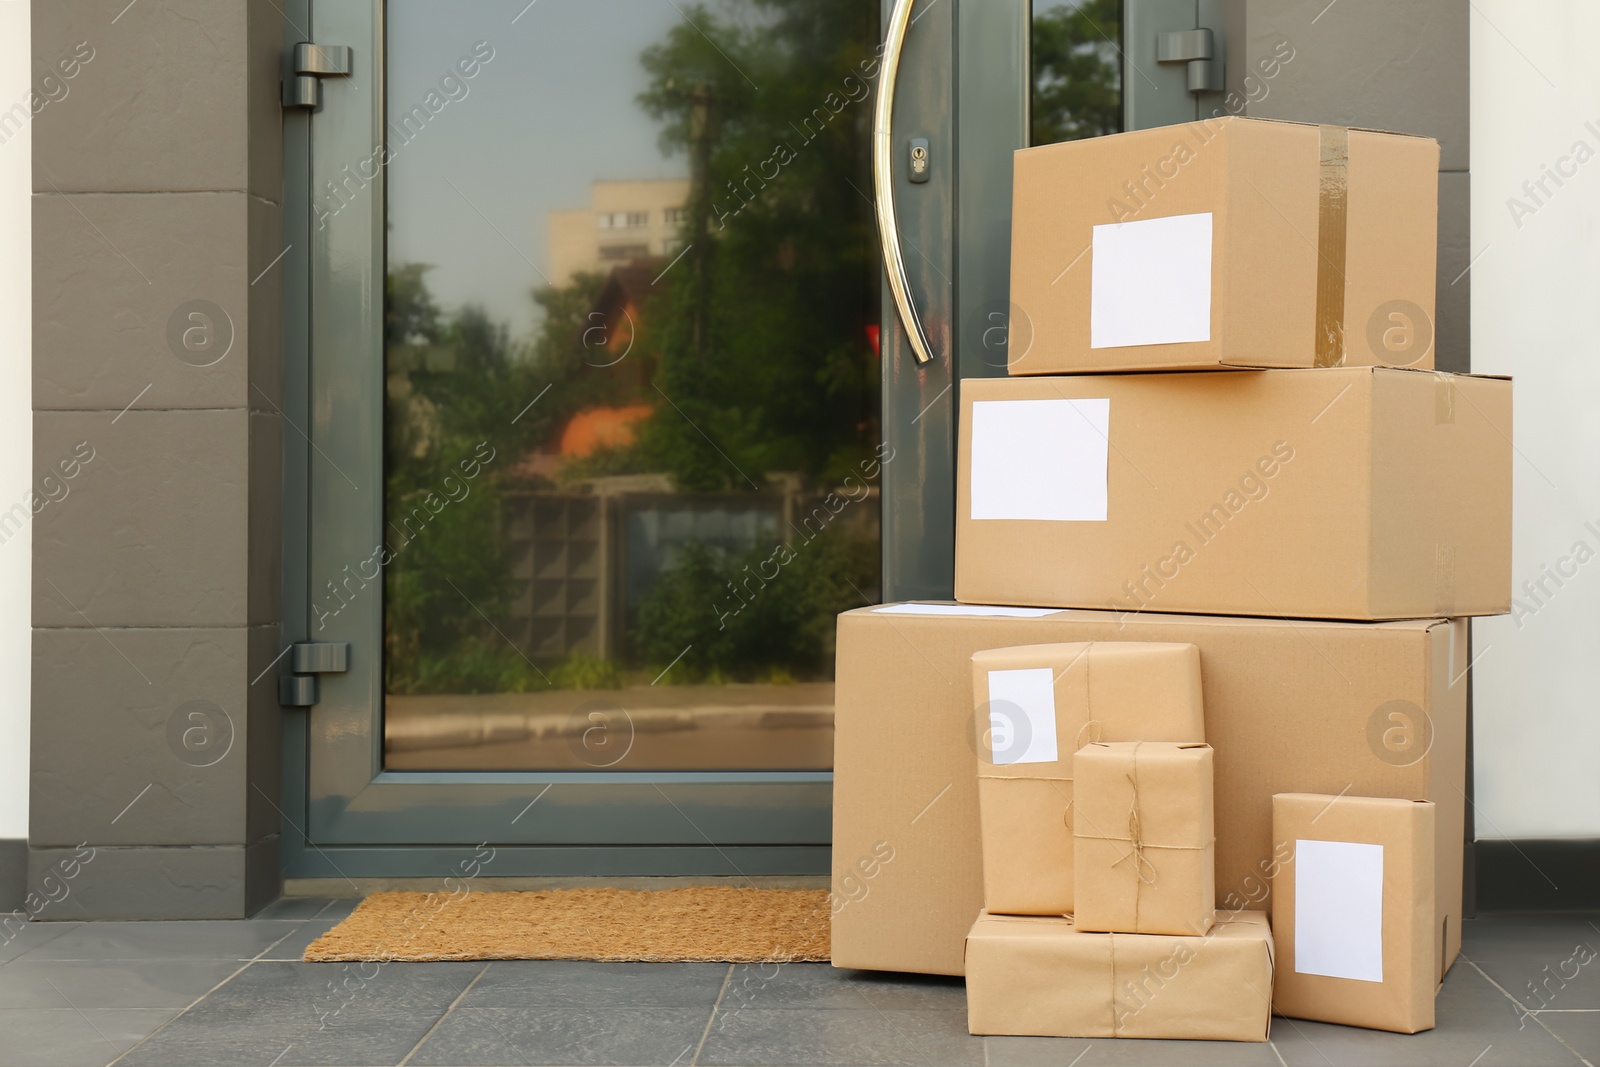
985, 667, 1059, 765
1295, 839, 1385, 983
968, 398, 1110, 522
1090, 212, 1214, 349
873, 604, 1063, 618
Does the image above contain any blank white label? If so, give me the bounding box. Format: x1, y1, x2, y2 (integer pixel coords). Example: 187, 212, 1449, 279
1091, 212, 1214, 349
985, 668, 1059, 765
969, 398, 1110, 522
1295, 839, 1384, 983
873, 604, 1062, 618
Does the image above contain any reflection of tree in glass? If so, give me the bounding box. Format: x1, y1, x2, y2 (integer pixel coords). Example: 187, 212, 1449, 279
635, 533, 878, 685
384, 263, 639, 693
624, 0, 882, 492
384, 265, 522, 693
623, 0, 884, 680
1032, 0, 1123, 147
382, 0, 883, 692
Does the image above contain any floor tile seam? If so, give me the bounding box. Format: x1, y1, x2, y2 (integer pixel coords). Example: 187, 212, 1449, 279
103, 923, 302, 1066
0, 924, 80, 965
1460, 955, 1596, 1067
9, 919, 314, 966
37, 975, 138, 1065
689, 964, 736, 1067
976, 1038, 1093, 1067
396, 961, 494, 1067
0, 1005, 215, 1011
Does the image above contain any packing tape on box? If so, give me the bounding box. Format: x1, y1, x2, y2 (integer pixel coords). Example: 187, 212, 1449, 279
1435, 544, 1457, 615
1313, 125, 1350, 368
1434, 373, 1457, 424
1432, 374, 1458, 614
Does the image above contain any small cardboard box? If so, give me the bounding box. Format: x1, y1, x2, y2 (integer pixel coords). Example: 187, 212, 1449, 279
956, 368, 1511, 621
1074, 742, 1216, 935
1008, 116, 1440, 373
1271, 793, 1438, 1033
830, 604, 1466, 977
965, 910, 1274, 1040
972, 643, 1204, 915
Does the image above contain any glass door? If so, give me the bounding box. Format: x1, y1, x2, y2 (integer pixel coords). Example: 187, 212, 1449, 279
282, 0, 1134, 875
377, 0, 881, 776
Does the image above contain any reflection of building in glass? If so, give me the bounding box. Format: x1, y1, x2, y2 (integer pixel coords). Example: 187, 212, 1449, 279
511, 261, 663, 484
501, 179, 880, 668
547, 178, 691, 286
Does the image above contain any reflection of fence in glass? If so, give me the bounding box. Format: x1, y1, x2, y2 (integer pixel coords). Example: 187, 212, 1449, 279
501, 483, 882, 674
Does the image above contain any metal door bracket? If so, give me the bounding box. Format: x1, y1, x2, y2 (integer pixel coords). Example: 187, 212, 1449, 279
282, 43, 352, 110
1156, 28, 1220, 94
279, 641, 350, 707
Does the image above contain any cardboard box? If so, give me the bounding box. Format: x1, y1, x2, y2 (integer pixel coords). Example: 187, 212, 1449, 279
965, 910, 1274, 1041
956, 368, 1512, 620
1008, 117, 1439, 373
1271, 793, 1438, 1033
830, 604, 1466, 977
1074, 742, 1216, 935
972, 642, 1204, 915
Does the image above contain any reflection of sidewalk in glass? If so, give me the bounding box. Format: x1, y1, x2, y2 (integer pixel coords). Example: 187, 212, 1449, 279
385, 682, 833, 771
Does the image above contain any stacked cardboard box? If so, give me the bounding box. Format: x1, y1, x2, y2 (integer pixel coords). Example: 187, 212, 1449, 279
832, 608, 1466, 979
834, 117, 1512, 1043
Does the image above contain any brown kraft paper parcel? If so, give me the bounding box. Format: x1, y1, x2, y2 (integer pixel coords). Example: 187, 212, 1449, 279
971, 643, 1204, 915
1271, 793, 1439, 1033
1074, 742, 1216, 936
965, 910, 1274, 1041
956, 368, 1512, 621
1007, 116, 1439, 373
830, 604, 1466, 977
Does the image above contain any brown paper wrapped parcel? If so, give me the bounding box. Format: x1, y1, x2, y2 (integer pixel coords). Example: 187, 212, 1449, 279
1074, 741, 1216, 936
965, 910, 1274, 1041
1271, 793, 1438, 1034
971, 642, 1204, 915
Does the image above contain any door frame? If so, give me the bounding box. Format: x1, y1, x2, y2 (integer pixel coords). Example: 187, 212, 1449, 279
278, 0, 1027, 878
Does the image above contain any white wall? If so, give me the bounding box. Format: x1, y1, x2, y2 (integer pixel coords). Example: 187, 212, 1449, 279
0, 0, 31, 842
1472, 1, 1600, 839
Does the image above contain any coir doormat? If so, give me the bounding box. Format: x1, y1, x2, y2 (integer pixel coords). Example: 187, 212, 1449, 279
303, 886, 831, 963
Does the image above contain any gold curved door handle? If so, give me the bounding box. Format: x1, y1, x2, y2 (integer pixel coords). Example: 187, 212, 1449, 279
874, 0, 935, 366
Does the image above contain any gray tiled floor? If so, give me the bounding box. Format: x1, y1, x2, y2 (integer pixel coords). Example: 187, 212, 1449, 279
0, 906, 1594, 1067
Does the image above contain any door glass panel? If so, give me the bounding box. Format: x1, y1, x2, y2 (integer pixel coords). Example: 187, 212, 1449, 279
1032, 0, 1124, 146
380, 1, 881, 772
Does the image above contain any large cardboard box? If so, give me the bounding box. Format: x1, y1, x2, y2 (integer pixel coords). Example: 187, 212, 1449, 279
971, 642, 1204, 915
1074, 742, 1216, 936
965, 910, 1274, 1041
831, 604, 1466, 977
1008, 117, 1439, 373
956, 368, 1512, 620
1272, 793, 1438, 1033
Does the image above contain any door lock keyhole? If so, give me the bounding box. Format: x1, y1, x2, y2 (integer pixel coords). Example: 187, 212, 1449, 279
909, 138, 930, 183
